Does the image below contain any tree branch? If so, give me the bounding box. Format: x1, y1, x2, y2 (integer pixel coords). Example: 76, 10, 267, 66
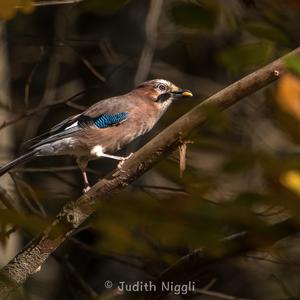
0, 47, 300, 299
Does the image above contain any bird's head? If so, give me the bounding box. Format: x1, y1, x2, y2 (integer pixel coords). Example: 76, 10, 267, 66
136, 79, 193, 104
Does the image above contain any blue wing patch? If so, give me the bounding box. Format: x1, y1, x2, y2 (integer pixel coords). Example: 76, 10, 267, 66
93, 112, 128, 129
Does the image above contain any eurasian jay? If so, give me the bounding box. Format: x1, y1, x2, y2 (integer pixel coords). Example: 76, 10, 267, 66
0, 79, 193, 191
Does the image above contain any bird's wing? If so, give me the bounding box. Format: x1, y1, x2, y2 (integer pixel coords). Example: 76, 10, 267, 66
24, 113, 81, 147
29, 98, 129, 149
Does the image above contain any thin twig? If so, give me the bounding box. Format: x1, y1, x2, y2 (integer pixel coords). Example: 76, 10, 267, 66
178, 140, 193, 177
10, 174, 46, 218
244, 254, 286, 265
49, 172, 79, 190
52, 254, 98, 299
0, 88, 87, 131
255, 205, 287, 217
68, 237, 156, 276
16, 166, 79, 173
21, 8, 67, 143
24, 47, 45, 107
80, 56, 106, 82
135, 184, 189, 195
134, 0, 163, 85
271, 274, 296, 299
16, 0, 85, 8
99, 38, 123, 65
65, 101, 86, 111
202, 278, 217, 290
194, 288, 251, 300
16, 166, 100, 175
0, 186, 19, 213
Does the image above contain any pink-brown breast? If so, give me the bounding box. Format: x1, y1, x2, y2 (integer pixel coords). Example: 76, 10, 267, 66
72, 93, 162, 157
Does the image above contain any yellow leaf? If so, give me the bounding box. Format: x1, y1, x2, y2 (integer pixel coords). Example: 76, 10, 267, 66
280, 170, 300, 195
277, 73, 300, 121
0, 0, 34, 20
21, 0, 34, 14
0, 0, 17, 19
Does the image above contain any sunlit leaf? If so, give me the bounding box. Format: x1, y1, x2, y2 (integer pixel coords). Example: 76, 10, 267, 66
217, 42, 274, 74
244, 21, 291, 46
280, 170, 300, 196
170, 1, 218, 32
277, 73, 300, 120
0, 209, 50, 235
0, 0, 34, 20
285, 55, 300, 77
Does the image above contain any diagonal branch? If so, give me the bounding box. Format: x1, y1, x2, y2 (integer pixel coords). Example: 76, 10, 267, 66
0, 47, 300, 299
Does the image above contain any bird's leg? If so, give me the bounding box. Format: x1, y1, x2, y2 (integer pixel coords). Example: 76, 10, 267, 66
99, 152, 133, 161
82, 171, 90, 193
76, 157, 90, 193
91, 145, 133, 169
97, 151, 133, 171
91, 145, 133, 174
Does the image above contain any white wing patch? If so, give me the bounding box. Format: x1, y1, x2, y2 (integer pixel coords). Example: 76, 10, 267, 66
65, 121, 79, 130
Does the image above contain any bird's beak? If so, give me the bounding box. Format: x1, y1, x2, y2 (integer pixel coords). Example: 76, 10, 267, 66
171, 89, 193, 98
181, 90, 193, 97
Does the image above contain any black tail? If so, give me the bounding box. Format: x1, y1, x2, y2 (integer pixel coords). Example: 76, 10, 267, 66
0, 150, 37, 176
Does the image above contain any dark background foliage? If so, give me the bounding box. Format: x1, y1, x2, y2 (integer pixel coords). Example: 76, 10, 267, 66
1, 0, 300, 299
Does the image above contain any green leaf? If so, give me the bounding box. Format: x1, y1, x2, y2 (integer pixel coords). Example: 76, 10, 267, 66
0, 209, 51, 235
244, 21, 291, 46
170, 2, 218, 31
285, 55, 300, 77
222, 150, 261, 173
217, 42, 274, 74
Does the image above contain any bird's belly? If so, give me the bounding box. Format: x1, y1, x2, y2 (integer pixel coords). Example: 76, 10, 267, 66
87, 127, 148, 159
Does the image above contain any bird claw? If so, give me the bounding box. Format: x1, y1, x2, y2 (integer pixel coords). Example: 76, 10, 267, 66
83, 186, 91, 193
117, 153, 133, 172
34, 266, 42, 273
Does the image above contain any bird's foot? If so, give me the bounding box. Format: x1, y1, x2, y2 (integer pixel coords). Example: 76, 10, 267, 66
83, 185, 91, 193
117, 153, 133, 171
34, 266, 42, 273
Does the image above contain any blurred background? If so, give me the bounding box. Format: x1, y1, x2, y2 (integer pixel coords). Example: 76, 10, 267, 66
2, 0, 300, 299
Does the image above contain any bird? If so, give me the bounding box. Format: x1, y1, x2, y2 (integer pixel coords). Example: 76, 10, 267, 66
0, 79, 193, 192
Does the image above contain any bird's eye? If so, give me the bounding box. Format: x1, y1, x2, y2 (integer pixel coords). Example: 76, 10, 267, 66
158, 84, 167, 92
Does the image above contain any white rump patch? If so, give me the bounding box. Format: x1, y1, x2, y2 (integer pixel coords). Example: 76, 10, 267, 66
90, 145, 105, 157
36, 137, 76, 156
